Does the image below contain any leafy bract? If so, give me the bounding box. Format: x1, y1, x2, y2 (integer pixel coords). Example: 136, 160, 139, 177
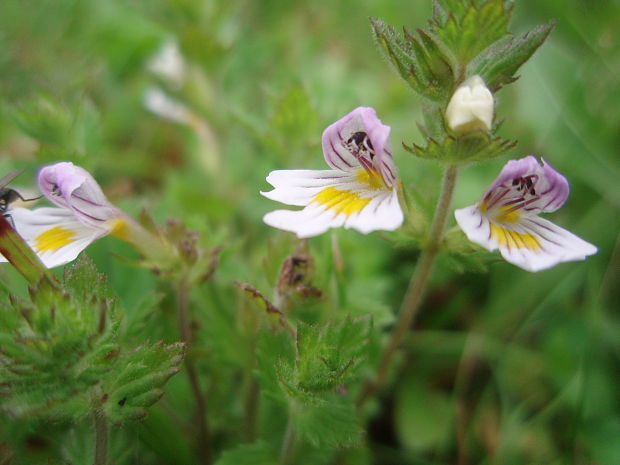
0, 256, 184, 423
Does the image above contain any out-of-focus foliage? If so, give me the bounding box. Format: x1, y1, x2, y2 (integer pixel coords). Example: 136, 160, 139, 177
0, 0, 618, 464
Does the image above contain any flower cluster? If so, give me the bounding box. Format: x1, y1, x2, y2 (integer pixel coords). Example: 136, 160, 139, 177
0, 95, 597, 274
261, 100, 596, 272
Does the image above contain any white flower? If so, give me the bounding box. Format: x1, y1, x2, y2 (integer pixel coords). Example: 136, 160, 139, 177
455, 156, 597, 272
445, 75, 494, 134
1, 162, 128, 268
262, 107, 404, 238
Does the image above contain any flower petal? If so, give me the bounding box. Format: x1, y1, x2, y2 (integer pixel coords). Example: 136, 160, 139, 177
455, 204, 597, 272
263, 178, 403, 238
2, 207, 106, 268
482, 156, 569, 217
321, 107, 397, 186
38, 162, 123, 229
261, 170, 358, 206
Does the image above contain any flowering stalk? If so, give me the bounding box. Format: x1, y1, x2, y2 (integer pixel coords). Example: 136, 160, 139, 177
358, 164, 458, 405
176, 275, 211, 463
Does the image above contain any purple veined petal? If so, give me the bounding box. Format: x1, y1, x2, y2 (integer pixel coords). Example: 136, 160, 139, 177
262, 172, 403, 238
38, 162, 123, 228
480, 156, 569, 220
455, 202, 597, 272
321, 107, 398, 186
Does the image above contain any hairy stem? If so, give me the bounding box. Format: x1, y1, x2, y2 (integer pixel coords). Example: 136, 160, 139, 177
93, 410, 108, 465
358, 164, 459, 406
177, 278, 211, 464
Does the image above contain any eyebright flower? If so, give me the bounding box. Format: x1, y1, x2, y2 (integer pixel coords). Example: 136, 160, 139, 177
2, 162, 129, 268
455, 156, 597, 272
445, 75, 494, 134
262, 107, 404, 238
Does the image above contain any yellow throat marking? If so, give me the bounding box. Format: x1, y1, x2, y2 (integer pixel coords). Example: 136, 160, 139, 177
490, 223, 541, 252
312, 170, 389, 217
313, 187, 371, 217
356, 170, 384, 190
35, 226, 77, 253
480, 201, 521, 224
108, 218, 129, 240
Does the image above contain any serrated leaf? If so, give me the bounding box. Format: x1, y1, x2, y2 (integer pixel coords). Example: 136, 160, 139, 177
296, 316, 372, 393
102, 341, 185, 424
433, 0, 469, 23
214, 441, 277, 465
404, 131, 516, 165
468, 21, 555, 90
371, 18, 454, 101
292, 397, 363, 448
432, 0, 513, 63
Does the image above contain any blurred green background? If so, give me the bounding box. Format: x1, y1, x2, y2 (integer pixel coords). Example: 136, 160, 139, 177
0, 0, 619, 464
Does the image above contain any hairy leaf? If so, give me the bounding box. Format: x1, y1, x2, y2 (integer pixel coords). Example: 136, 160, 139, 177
371, 18, 455, 101
432, 0, 513, 63
404, 131, 516, 165
292, 396, 363, 448
102, 341, 185, 424
468, 21, 556, 90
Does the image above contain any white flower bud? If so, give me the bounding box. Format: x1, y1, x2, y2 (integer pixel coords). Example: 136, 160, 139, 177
445, 75, 494, 134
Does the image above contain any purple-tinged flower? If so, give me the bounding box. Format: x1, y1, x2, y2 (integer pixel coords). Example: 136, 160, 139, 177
262, 107, 403, 238
0, 162, 129, 268
455, 156, 597, 272
38, 162, 124, 229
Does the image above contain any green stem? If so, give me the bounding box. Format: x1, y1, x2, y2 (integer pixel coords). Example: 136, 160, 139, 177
177, 278, 211, 464
279, 416, 295, 465
93, 410, 108, 465
358, 164, 459, 406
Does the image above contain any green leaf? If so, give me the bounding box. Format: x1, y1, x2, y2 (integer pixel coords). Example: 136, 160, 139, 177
432, 0, 513, 63
101, 341, 185, 424
370, 18, 455, 101
255, 330, 295, 402
292, 396, 363, 448
214, 441, 277, 465
296, 316, 372, 393
468, 21, 556, 90
404, 131, 516, 165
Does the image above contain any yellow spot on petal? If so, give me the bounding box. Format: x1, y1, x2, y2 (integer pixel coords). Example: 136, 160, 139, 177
35, 226, 76, 253
494, 206, 521, 224
313, 187, 371, 217
108, 218, 129, 240
356, 170, 384, 190
490, 223, 541, 251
